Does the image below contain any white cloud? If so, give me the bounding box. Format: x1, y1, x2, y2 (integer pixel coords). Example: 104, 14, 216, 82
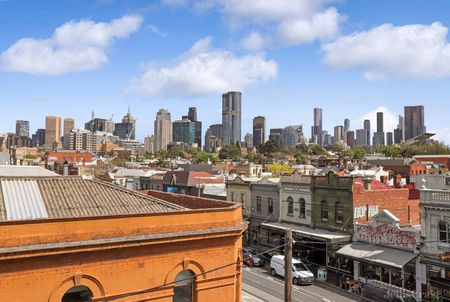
1, 15, 143, 75
161, 0, 344, 49
148, 24, 168, 37
322, 22, 450, 80
355, 106, 398, 134
128, 37, 278, 98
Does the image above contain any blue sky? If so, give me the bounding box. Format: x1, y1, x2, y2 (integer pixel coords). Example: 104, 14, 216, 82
1, 0, 450, 143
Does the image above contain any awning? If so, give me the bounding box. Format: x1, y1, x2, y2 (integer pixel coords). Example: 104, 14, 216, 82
261, 222, 351, 244
336, 243, 418, 269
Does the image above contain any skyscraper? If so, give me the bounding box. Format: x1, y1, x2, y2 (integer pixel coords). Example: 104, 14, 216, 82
373, 112, 385, 146
311, 108, 323, 145
118, 107, 136, 140
394, 115, 404, 144
346, 131, 355, 148
344, 118, 350, 132
386, 132, 393, 146
282, 125, 305, 149
173, 118, 196, 146
269, 128, 283, 148
32, 129, 46, 147
334, 126, 344, 143
404, 105, 425, 140
355, 129, 368, 146
184, 107, 202, 148
15, 120, 29, 138
45, 116, 61, 149
222, 91, 241, 145
63, 118, 75, 138
154, 109, 172, 152
252, 116, 266, 147
364, 119, 371, 146
204, 124, 223, 152
244, 133, 253, 148
144, 135, 156, 153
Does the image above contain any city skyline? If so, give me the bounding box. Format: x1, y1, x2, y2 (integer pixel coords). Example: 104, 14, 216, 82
0, 1, 450, 143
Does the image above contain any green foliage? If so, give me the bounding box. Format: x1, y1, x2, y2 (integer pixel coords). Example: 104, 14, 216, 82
258, 140, 280, 155
267, 163, 294, 175
192, 150, 218, 164
24, 153, 37, 159
246, 152, 270, 164
219, 144, 242, 160
167, 145, 185, 158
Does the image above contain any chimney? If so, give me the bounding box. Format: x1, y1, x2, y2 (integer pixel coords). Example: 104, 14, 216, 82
363, 178, 372, 191
63, 160, 69, 176
380, 175, 387, 184
394, 174, 402, 188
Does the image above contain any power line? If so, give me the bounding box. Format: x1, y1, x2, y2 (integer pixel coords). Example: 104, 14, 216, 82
90, 243, 289, 302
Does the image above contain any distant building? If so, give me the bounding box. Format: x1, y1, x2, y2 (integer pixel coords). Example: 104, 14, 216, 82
355, 129, 368, 146
32, 129, 46, 147
185, 107, 202, 148
282, 125, 305, 149
67, 129, 93, 151
386, 132, 393, 146
269, 128, 283, 148
204, 124, 223, 152
222, 91, 241, 145
404, 105, 425, 140
173, 118, 196, 146
364, 119, 371, 146
334, 125, 344, 144
311, 108, 323, 145
114, 108, 136, 140
346, 131, 355, 148
372, 112, 385, 146
244, 133, 253, 148
322, 131, 331, 146
344, 118, 350, 132
394, 115, 404, 144
154, 109, 172, 152
144, 135, 155, 153
15, 120, 29, 138
45, 116, 61, 149
252, 116, 265, 147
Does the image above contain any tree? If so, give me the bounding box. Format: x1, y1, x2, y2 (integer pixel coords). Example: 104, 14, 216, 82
167, 145, 185, 158
352, 147, 366, 159
267, 164, 294, 175
258, 140, 280, 155
219, 144, 241, 160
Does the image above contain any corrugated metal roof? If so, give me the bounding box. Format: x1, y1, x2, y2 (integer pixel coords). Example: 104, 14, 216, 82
0, 177, 186, 221
0, 166, 58, 177
1, 180, 48, 220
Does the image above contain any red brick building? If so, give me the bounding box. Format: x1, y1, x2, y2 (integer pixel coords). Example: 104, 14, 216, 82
353, 178, 420, 225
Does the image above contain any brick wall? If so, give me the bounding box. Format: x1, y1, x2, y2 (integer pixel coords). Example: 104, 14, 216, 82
353, 182, 418, 224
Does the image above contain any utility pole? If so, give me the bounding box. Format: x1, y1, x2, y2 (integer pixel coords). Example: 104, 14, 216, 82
284, 228, 293, 302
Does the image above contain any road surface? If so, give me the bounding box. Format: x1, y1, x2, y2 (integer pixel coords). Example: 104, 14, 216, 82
243, 266, 360, 302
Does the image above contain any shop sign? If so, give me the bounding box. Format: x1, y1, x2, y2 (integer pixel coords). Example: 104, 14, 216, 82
440, 252, 450, 262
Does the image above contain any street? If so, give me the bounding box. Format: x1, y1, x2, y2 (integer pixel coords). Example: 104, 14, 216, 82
243, 266, 360, 302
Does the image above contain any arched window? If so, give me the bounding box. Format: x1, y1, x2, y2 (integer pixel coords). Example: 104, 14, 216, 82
299, 198, 306, 218
439, 221, 449, 244
287, 197, 294, 216
321, 200, 328, 221
335, 202, 344, 223
62, 285, 93, 302
173, 270, 195, 302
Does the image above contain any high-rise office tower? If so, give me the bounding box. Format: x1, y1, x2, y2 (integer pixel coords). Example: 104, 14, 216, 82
282, 125, 304, 149
404, 105, 425, 140
15, 120, 29, 138
386, 132, 393, 146
204, 124, 223, 152
173, 118, 196, 145
355, 129, 368, 146
144, 135, 156, 153
364, 119, 371, 146
63, 118, 75, 138
154, 109, 172, 152
222, 91, 241, 145
120, 107, 136, 140
344, 119, 350, 132
311, 108, 323, 145
45, 116, 61, 149
346, 131, 355, 148
252, 116, 266, 147
32, 129, 46, 147
244, 133, 253, 148
184, 107, 202, 148
394, 115, 404, 144
334, 126, 344, 143
373, 112, 385, 146
269, 128, 283, 148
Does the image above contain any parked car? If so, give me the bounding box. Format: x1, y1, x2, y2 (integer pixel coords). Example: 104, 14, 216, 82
242, 248, 265, 267
270, 255, 314, 285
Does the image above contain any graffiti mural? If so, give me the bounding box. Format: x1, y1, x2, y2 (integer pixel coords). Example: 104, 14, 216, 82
354, 223, 417, 251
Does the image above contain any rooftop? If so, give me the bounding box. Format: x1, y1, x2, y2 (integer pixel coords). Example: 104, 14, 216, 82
0, 166, 58, 177
0, 177, 185, 222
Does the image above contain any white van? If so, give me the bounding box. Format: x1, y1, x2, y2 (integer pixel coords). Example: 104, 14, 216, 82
270, 255, 314, 285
